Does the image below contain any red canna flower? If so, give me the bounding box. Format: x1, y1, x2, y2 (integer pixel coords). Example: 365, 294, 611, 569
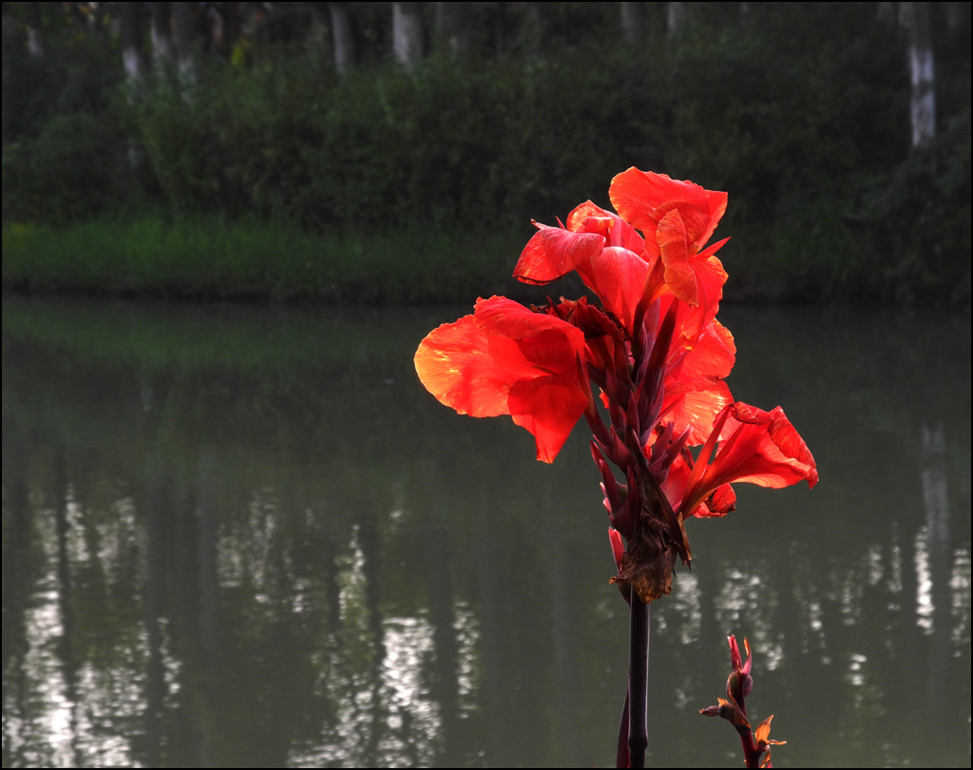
415, 169, 817, 770
414, 296, 590, 463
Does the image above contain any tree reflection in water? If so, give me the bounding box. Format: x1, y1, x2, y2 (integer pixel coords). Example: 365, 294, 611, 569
2, 298, 970, 767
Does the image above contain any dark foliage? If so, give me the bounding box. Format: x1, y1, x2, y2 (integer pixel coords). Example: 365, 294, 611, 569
2, 2, 969, 304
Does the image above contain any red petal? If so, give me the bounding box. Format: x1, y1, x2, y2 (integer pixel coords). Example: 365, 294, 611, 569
676, 317, 736, 383
657, 211, 728, 308
474, 296, 586, 352
513, 225, 604, 284
415, 314, 532, 417
579, 246, 649, 333
697, 404, 818, 494
566, 200, 615, 234
610, 168, 728, 251
657, 209, 697, 304
415, 298, 589, 463
509, 369, 589, 462
662, 380, 734, 446
689, 483, 736, 518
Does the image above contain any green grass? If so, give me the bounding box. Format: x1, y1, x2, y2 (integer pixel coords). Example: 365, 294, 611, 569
1, 214, 533, 303
5, 207, 967, 307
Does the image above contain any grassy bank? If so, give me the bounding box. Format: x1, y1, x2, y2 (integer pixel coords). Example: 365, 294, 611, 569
5, 210, 970, 305
1, 214, 543, 303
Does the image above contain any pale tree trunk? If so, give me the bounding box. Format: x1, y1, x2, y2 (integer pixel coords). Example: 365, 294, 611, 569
435, 2, 469, 57
120, 3, 146, 168
25, 1, 44, 57
620, 2, 642, 45
329, 2, 355, 75
393, 2, 424, 71
172, 1, 196, 81
901, 1, 936, 149
120, 2, 145, 81
148, 2, 174, 70
667, 1, 684, 37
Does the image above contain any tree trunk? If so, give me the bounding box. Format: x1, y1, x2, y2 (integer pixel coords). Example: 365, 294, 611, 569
25, 1, 44, 57
148, 2, 174, 69
435, 1, 469, 57
392, 3, 422, 70
620, 2, 643, 45
393, 2, 424, 70
120, 2, 145, 80
172, 1, 196, 80
329, 2, 355, 75
902, 1, 936, 149
667, 1, 684, 37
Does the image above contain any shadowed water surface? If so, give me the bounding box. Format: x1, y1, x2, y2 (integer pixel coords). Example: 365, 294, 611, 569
2, 296, 970, 768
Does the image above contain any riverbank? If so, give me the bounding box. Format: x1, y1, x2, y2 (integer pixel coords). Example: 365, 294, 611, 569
1, 215, 540, 304
4, 213, 970, 306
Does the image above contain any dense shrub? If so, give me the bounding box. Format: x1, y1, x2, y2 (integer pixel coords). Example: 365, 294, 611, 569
2, 111, 135, 224
2, 3, 969, 303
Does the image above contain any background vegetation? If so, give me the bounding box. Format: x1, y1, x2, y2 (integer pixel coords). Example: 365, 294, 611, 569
2, 2, 970, 304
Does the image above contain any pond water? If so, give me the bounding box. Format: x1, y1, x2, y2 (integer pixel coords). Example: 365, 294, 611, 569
2, 296, 970, 768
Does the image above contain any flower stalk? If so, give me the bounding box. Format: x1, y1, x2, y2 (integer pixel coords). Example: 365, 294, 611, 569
699, 636, 785, 768
627, 594, 650, 768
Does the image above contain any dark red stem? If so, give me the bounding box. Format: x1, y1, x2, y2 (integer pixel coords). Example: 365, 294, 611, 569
627, 590, 650, 768
736, 725, 767, 768
732, 676, 769, 768
616, 687, 630, 768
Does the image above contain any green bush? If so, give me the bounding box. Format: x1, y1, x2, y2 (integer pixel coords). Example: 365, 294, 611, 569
2, 111, 135, 224
2, 3, 969, 304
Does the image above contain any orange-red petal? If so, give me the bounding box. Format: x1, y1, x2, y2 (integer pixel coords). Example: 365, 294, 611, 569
656, 210, 729, 307
610, 168, 728, 252
513, 225, 604, 284
711, 404, 818, 489
415, 314, 514, 417
662, 380, 734, 447
414, 297, 588, 463
578, 246, 650, 333
509, 370, 589, 462
678, 403, 818, 515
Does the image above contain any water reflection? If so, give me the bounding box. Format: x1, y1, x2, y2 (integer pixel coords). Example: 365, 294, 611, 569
2, 298, 970, 767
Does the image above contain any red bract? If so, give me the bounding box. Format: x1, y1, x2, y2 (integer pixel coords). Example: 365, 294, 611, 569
414, 296, 589, 463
